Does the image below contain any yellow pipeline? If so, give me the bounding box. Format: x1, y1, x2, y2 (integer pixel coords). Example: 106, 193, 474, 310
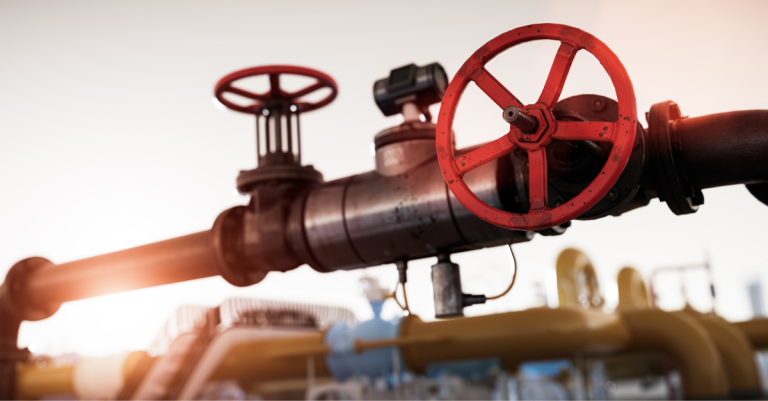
679, 310, 762, 398
398, 308, 629, 372
17, 351, 148, 400
616, 266, 649, 308
616, 266, 758, 398
210, 307, 630, 381
18, 308, 731, 400
619, 307, 728, 398
556, 248, 601, 308
212, 306, 730, 398
734, 318, 768, 348
17, 364, 73, 400
558, 254, 728, 399
211, 331, 332, 383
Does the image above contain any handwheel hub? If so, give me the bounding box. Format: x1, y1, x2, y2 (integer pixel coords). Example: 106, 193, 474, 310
511, 104, 556, 146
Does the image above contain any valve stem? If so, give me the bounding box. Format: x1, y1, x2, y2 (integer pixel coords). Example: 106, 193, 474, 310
503, 106, 539, 133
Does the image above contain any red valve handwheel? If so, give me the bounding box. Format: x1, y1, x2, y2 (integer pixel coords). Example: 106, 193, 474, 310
436, 24, 637, 231
214, 65, 338, 114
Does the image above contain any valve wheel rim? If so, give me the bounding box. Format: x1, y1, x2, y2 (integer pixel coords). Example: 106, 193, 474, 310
436, 23, 637, 231
214, 65, 338, 114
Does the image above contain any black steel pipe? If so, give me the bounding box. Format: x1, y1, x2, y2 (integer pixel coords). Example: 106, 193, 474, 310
677, 110, 768, 190
25, 231, 220, 308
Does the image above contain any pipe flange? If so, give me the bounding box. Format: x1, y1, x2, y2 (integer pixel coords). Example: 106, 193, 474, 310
648, 101, 704, 215
0, 257, 60, 322
211, 206, 267, 287
373, 121, 437, 150
236, 164, 323, 194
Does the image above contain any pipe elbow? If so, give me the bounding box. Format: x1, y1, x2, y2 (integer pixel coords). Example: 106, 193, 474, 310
619, 308, 728, 399
685, 313, 762, 399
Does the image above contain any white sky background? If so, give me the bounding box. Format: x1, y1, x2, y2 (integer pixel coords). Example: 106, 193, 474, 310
1, 0, 768, 357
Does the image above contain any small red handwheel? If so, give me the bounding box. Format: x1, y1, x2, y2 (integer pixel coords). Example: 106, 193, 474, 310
436, 24, 637, 231
214, 65, 338, 113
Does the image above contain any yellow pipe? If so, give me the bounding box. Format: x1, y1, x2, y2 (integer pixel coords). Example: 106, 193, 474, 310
210, 307, 630, 381
18, 309, 732, 400
210, 331, 332, 382
616, 266, 761, 398
17, 364, 73, 400
616, 266, 649, 308
398, 307, 630, 372
679, 311, 762, 398
17, 351, 148, 400
619, 308, 728, 398
556, 248, 601, 308
734, 318, 768, 348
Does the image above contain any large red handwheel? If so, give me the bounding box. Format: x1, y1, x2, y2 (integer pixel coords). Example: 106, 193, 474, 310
214, 65, 338, 113
436, 24, 637, 231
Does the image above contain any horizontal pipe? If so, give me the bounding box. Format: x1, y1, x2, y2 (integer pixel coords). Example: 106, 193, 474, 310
25, 231, 220, 307
210, 308, 630, 383
210, 332, 332, 383
17, 351, 147, 399
733, 318, 768, 348
399, 307, 630, 372
677, 110, 768, 189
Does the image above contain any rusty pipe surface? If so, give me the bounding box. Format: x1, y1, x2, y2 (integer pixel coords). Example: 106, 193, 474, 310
619, 308, 728, 399
24, 231, 220, 308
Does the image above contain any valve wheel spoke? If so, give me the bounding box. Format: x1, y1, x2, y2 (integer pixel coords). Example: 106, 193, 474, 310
286, 81, 325, 98
269, 73, 282, 97
454, 134, 517, 176
537, 42, 579, 108
471, 67, 524, 110
224, 85, 270, 101
551, 121, 616, 142
527, 148, 549, 211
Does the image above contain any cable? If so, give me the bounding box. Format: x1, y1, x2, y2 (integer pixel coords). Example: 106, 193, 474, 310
486, 244, 518, 301
402, 282, 410, 312
390, 283, 410, 313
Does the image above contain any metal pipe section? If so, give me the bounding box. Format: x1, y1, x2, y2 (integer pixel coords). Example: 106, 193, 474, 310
676, 110, 768, 189
24, 231, 221, 308
302, 139, 531, 273
17, 351, 148, 400
619, 308, 729, 399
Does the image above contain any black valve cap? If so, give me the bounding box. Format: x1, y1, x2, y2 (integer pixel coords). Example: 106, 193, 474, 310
373, 63, 449, 117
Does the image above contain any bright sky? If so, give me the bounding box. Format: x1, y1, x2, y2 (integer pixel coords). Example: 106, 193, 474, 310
1, 0, 768, 357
